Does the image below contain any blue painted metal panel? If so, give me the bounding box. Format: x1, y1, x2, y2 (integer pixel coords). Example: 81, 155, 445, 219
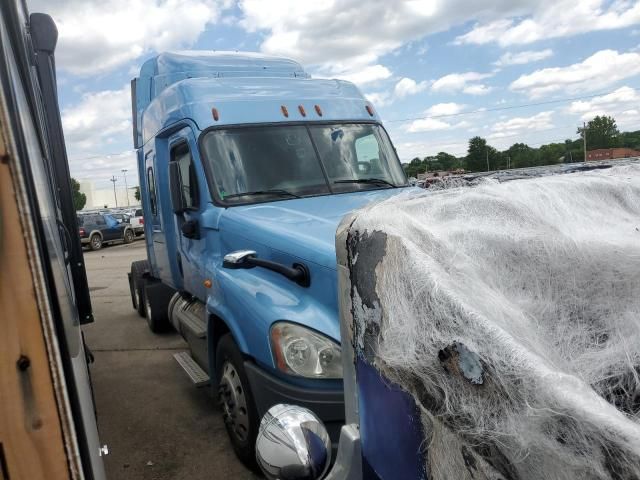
141, 76, 378, 146
357, 359, 427, 480
209, 189, 408, 375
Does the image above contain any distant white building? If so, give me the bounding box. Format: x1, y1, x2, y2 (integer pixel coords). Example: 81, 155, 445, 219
79, 180, 137, 209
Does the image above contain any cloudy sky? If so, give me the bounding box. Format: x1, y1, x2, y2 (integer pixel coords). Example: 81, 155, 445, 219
28, 0, 640, 189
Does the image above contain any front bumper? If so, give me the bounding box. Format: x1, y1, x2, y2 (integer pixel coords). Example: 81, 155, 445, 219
244, 361, 345, 445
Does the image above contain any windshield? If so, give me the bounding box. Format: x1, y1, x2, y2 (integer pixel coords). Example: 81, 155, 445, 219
201, 123, 407, 205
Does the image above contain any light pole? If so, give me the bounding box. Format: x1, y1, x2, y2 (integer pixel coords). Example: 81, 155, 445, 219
109, 175, 118, 207
121, 168, 130, 206
582, 121, 587, 162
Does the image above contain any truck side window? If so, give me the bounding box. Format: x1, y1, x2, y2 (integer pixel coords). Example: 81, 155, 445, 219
147, 167, 157, 215
95, 215, 106, 226
355, 134, 381, 175
170, 142, 199, 210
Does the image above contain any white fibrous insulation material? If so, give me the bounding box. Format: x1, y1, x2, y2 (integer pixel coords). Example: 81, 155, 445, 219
349, 164, 640, 480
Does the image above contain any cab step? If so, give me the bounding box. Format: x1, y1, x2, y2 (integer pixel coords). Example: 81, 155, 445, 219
173, 351, 210, 387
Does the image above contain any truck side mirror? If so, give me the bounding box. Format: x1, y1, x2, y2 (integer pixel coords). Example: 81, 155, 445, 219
169, 162, 184, 214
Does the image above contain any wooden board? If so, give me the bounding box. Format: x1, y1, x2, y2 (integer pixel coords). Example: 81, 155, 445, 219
0, 155, 71, 479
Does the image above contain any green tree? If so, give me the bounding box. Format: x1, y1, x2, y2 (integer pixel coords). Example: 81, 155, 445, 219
538, 143, 566, 166
465, 137, 497, 172
71, 177, 86, 211
404, 157, 426, 178
578, 115, 620, 150
134, 186, 140, 201
435, 151, 458, 171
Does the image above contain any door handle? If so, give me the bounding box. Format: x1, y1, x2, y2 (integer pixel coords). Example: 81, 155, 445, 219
181, 219, 200, 239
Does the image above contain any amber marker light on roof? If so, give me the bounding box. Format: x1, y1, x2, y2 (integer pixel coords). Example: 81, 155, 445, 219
365, 104, 374, 117
314, 104, 322, 116
211, 107, 219, 121
298, 105, 306, 117
281, 105, 289, 117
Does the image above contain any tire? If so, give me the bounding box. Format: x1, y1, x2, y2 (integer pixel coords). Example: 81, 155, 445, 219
143, 282, 173, 333
130, 260, 149, 317
216, 334, 260, 471
127, 273, 137, 310
123, 228, 134, 244
89, 233, 102, 251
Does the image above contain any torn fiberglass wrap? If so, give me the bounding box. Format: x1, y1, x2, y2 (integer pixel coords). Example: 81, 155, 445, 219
341, 162, 640, 480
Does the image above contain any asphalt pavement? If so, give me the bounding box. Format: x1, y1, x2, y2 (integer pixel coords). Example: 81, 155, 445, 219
82, 239, 258, 480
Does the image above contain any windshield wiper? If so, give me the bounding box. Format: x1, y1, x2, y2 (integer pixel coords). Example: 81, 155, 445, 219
334, 178, 397, 188
224, 189, 301, 200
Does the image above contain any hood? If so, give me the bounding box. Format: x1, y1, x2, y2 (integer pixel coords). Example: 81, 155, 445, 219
220, 188, 412, 269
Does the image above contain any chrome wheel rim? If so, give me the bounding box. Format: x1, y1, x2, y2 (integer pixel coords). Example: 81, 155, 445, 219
91, 236, 100, 249
219, 361, 249, 442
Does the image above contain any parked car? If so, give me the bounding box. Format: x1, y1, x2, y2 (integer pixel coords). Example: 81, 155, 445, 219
128, 208, 144, 235
78, 213, 135, 250
109, 212, 131, 224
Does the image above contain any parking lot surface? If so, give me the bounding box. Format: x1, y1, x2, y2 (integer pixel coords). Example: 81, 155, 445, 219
82, 240, 258, 480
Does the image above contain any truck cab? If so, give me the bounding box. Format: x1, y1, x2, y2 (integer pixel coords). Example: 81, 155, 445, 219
128, 51, 409, 466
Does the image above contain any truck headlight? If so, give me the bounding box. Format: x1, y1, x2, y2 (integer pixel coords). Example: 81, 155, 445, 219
270, 322, 342, 379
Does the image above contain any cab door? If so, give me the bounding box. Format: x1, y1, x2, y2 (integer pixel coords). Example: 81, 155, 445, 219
168, 128, 208, 300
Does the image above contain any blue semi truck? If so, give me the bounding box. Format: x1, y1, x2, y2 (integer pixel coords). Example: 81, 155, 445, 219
127, 51, 410, 468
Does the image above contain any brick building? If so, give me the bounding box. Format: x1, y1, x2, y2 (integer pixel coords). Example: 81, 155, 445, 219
586, 148, 640, 161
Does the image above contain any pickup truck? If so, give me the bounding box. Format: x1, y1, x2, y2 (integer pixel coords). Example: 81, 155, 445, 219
127, 51, 410, 467
124, 207, 145, 235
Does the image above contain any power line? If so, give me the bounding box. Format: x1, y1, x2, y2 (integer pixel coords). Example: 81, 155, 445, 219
386, 87, 638, 124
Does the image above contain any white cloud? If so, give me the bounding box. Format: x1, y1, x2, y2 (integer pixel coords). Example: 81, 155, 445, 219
238, 0, 546, 70
568, 86, 640, 130
456, 0, 640, 46
30, 0, 225, 75
406, 117, 471, 133
365, 91, 393, 108
332, 64, 392, 86
62, 85, 131, 154
365, 77, 430, 108
397, 140, 467, 160
510, 49, 640, 98
463, 84, 492, 95
73, 151, 138, 188
425, 102, 466, 116
407, 118, 453, 133
494, 49, 553, 66
394, 77, 429, 99
489, 111, 554, 139
431, 71, 493, 95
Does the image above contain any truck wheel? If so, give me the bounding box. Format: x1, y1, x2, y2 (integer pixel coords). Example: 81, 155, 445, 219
89, 234, 102, 251
123, 229, 134, 244
130, 260, 149, 317
143, 282, 172, 333
216, 334, 260, 471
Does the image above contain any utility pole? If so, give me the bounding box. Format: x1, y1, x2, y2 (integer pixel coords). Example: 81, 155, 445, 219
507, 156, 511, 169
583, 121, 587, 162
109, 175, 118, 207
486, 149, 489, 171
121, 168, 130, 206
